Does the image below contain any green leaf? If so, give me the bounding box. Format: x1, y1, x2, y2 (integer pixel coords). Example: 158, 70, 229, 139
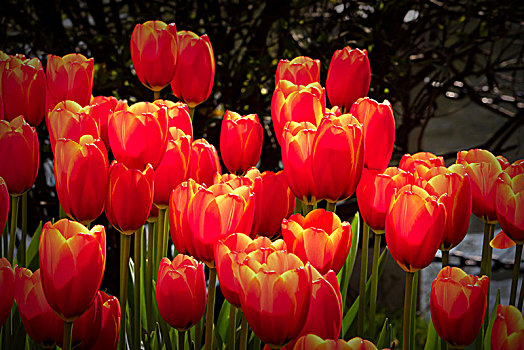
423, 318, 440, 350
216, 299, 231, 346
338, 212, 360, 312
26, 221, 43, 271
376, 317, 390, 349
483, 289, 501, 349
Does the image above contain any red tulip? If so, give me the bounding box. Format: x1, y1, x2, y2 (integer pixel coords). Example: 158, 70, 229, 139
311, 113, 364, 202
171, 31, 215, 108
130, 21, 178, 91
282, 209, 352, 275
491, 304, 524, 350
0, 115, 39, 195
156, 255, 206, 330
88, 96, 128, 150
108, 101, 169, 170
275, 56, 321, 87
105, 161, 154, 235
326, 47, 371, 112
350, 97, 395, 171
505, 159, 524, 178
189, 138, 222, 186
39, 219, 106, 321
220, 110, 263, 174
385, 184, 446, 272
54, 135, 109, 225
153, 99, 193, 140
293, 334, 378, 350
495, 172, 524, 243
0, 177, 8, 235
0, 258, 14, 326
490, 231, 517, 250
399, 151, 444, 174
91, 291, 121, 350
46, 53, 94, 112
430, 267, 488, 347
15, 267, 63, 347
1, 55, 46, 126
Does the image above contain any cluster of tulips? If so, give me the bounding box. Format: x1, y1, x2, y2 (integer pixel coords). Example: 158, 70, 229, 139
0, 18, 523, 350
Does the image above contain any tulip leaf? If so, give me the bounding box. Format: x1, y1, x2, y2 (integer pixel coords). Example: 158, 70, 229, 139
423, 318, 440, 350
483, 288, 501, 350
216, 299, 231, 347
26, 221, 43, 271
376, 317, 391, 348
338, 212, 360, 311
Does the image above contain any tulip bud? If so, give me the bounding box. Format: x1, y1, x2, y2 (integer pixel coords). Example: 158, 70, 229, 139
189, 138, 222, 187
275, 56, 321, 87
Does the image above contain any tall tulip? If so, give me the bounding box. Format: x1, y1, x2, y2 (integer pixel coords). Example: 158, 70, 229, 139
0, 177, 8, 235
430, 267, 488, 347
275, 56, 321, 87
91, 292, 121, 350
88, 96, 128, 150
326, 46, 370, 112
189, 138, 222, 186
0, 258, 15, 327
491, 304, 524, 350
153, 99, 193, 140
130, 21, 178, 92
171, 31, 215, 108
495, 173, 524, 243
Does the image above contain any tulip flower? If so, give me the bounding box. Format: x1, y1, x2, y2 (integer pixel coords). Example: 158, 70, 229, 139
156, 255, 207, 330
171, 31, 215, 108
237, 250, 312, 347
505, 159, 524, 178
0, 258, 15, 326
495, 172, 524, 243
39, 219, 106, 321
0, 115, 39, 195
220, 110, 263, 174
130, 21, 178, 92
89, 96, 128, 150
189, 138, 222, 186
105, 161, 154, 235
0, 177, 8, 235
54, 135, 109, 225
326, 46, 371, 112
1, 55, 46, 126
491, 304, 524, 350
430, 267, 488, 347
491, 231, 517, 250
311, 113, 364, 203
46, 53, 94, 111
67, 290, 103, 349
272, 80, 325, 145
108, 101, 169, 170
293, 334, 378, 350
282, 209, 352, 275
91, 291, 121, 350
350, 97, 395, 171
399, 151, 445, 174
15, 267, 63, 347
153, 99, 193, 140
275, 56, 321, 87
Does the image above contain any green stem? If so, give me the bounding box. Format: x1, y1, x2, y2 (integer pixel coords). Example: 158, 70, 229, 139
410, 271, 418, 350
518, 269, 524, 310
7, 195, 19, 265
178, 330, 185, 350
228, 305, 237, 350
293, 197, 303, 215
442, 250, 449, 269
195, 318, 202, 350
146, 222, 154, 330
119, 234, 132, 350
156, 208, 166, 275
159, 317, 173, 350
326, 201, 337, 213
480, 222, 495, 331
163, 207, 169, 258
368, 232, 381, 339
254, 336, 261, 350
188, 107, 195, 121
358, 221, 370, 336
21, 192, 27, 267
205, 267, 217, 350
239, 312, 248, 350
154, 90, 160, 101
305, 203, 314, 215
63, 321, 73, 350
403, 272, 415, 350
510, 244, 522, 306
134, 228, 142, 350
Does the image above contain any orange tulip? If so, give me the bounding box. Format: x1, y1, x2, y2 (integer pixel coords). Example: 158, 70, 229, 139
171, 31, 215, 108
237, 250, 312, 347
350, 97, 395, 171
385, 184, 446, 272
156, 255, 206, 330
282, 209, 352, 275
275, 56, 321, 87
399, 151, 444, 174
105, 161, 154, 235
326, 46, 371, 112
0, 258, 14, 326
0, 115, 39, 195
491, 304, 524, 350
46, 53, 94, 112
108, 101, 169, 170
311, 113, 364, 202
0, 177, 8, 235
91, 291, 121, 350
39, 219, 106, 321
189, 138, 222, 186
220, 110, 263, 174
54, 135, 109, 225
495, 173, 524, 243
153, 99, 193, 140
293, 334, 378, 350
89, 95, 128, 150
130, 21, 178, 91
430, 267, 488, 347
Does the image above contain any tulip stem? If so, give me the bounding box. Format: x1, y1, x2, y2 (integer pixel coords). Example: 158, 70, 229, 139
239, 312, 248, 350
163, 207, 170, 258
358, 221, 370, 336
154, 91, 160, 101
21, 192, 27, 267
156, 208, 166, 275
480, 222, 495, 331
146, 222, 154, 330
403, 271, 415, 350
305, 203, 314, 215
518, 270, 524, 310
510, 244, 522, 306
63, 321, 73, 350
159, 317, 173, 350
134, 228, 142, 350
195, 318, 202, 350
228, 305, 236, 350
441, 250, 449, 268
7, 195, 19, 265
368, 231, 381, 339
178, 330, 185, 350
205, 267, 217, 350
188, 107, 195, 121
120, 234, 132, 350
326, 201, 337, 213
410, 271, 418, 350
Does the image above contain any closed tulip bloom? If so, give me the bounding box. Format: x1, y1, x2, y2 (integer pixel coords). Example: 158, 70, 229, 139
357, 167, 414, 233
105, 161, 154, 235
0, 258, 15, 326
130, 21, 178, 91
282, 209, 352, 275
153, 99, 193, 140
189, 138, 222, 186
171, 31, 215, 108
91, 291, 121, 350
54, 135, 109, 225
491, 304, 524, 350
39, 219, 106, 321
495, 173, 524, 243
0, 177, 8, 234
108, 101, 168, 170
430, 267, 488, 347
156, 255, 207, 330
350, 97, 395, 171
293, 334, 378, 350
15, 267, 63, 347
67, 290, 103, 350
89, 96, 128, 150
275, 56, 321, 87
505, 159, 524, 178
311, 113, 364, 202
238, 250, 312, 347
385, 184, 446, 272
0, 115, 39, 195
326, 47, 371, 112
46, 53, 94, 111
399, 151, 445, 174
1, 55, 46, 126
